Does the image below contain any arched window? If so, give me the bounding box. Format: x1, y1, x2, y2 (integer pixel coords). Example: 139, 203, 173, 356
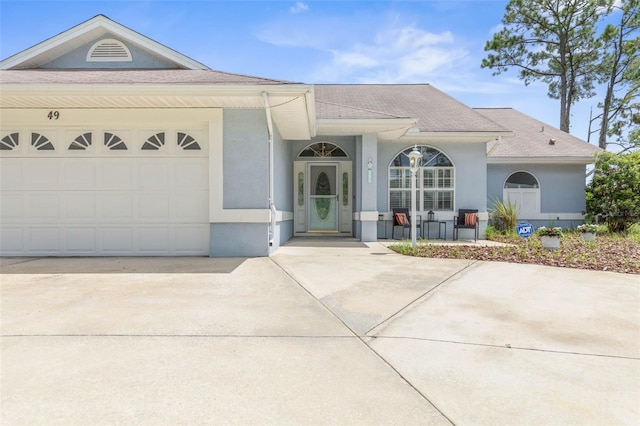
505, 171, 539, 188
298, 142, 347, 158
389, 146, 454, 212
504, 171, 540, 218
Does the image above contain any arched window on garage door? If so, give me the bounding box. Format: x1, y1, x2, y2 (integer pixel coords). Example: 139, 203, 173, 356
504, 171, 540, 218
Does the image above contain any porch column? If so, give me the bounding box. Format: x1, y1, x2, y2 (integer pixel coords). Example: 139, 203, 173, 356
357, 133, 379, 241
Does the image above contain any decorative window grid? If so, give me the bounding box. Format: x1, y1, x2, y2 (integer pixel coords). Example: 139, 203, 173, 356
298, 142, 347, 158
297, 172, 304, 206
177, 132, 201, 150
389, 146, 454, 212
1, 132, 19, 150
69, 133, 92, 150
31, 133, 54, 150
142, 132, 165, 150
104, 132, 127, 150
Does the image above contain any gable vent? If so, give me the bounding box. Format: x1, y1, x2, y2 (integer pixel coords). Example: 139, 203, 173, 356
87, 38, 132, 62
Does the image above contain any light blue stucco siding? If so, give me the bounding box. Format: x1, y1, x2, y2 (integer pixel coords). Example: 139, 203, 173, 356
223, 110, 269, 209
377, 141, 488, 239
273, 125, 293, 249
210, 109, 270, 257
487, 163, 588, 229
42, 37, 180, 69
210, 223, 269, 257
355, 134, 378, 241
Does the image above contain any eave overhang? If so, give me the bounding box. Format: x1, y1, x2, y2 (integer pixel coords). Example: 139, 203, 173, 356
487, 156, 596, 165
400, 130, 514, 143
317, 118, 513, 143
0, 83, 315, 140
316, 118, 417, 140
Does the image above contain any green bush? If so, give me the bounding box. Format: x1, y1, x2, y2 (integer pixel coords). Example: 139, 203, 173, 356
628, 222, 640, 243
586, 151, 640, 232
485, 225, 496, 240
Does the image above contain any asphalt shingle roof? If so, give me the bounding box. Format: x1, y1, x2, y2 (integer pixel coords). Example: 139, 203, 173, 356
315, 84, 509, 133
475, 108, 601, 159
0, 69, 295, 85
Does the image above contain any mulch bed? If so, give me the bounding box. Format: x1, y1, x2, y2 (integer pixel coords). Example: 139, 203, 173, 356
390, 234, 640, 275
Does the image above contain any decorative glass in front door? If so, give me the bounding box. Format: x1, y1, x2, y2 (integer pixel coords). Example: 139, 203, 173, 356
309, 165, 338, 231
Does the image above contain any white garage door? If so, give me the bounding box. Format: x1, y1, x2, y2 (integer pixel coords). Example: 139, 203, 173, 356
0, 128, 209, 256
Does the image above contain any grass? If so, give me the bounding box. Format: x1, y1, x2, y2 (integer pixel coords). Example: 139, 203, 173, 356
390, 231, 640, 275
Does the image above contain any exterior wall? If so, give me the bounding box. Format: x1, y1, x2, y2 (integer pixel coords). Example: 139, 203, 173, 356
208, 109, 270, 257
210, 223, 268, 257
273, 126, 293, 248
487, 163, 587, 229
42, 37, 179, 69
223, 109, 269, 209
377, 141, 488, 239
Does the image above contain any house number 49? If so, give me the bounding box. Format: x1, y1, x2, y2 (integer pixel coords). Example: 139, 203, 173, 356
47, 111, 60, 120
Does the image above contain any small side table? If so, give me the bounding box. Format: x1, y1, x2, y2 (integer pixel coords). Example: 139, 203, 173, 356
422, 220, 446, 240
378, 219, 393, 239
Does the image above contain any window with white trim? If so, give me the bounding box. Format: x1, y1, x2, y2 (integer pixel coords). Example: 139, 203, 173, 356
298, 142, 347, 158
389, 146, 454, 212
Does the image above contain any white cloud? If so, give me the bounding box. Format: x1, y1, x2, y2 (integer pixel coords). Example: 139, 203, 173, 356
290, 2, 308, 14
313, 25, 468, 84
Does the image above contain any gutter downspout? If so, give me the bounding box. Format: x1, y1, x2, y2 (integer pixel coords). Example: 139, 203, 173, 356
262, 91, 276, 251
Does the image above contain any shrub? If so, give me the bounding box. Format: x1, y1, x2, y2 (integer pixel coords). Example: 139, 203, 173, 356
586, 151, 640, 232
489, 198, 518, 234
628, 222, 640, 243
485, 225, 496, 240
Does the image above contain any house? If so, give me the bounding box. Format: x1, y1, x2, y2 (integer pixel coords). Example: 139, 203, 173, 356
0, 15, 600, 257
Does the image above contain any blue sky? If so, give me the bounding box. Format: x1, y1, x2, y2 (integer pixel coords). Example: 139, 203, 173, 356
0, 0, 614, 143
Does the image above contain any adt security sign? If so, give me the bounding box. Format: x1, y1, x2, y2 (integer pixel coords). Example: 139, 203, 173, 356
516, 222, 534, 238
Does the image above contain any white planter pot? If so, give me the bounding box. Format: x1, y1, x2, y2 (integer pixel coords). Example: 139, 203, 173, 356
581, 232, 596, 242
540, 235, 560, 250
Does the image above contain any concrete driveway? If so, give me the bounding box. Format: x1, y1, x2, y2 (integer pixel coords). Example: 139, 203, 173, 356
1, 240, 639, 425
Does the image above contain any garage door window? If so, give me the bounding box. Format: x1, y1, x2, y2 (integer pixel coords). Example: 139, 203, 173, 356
104, 132, 127, 150
32, 133, 54, 150
1, 132, 19, 150
142, 132, 165, 150
177, 132, 201, 150
69, 133, 92, 150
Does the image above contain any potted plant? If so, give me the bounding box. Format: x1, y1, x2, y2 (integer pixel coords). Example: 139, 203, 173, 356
576, 223, 598, 242
536, 226, 564, 249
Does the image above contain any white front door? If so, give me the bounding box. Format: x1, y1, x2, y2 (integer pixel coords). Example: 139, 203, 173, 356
293, 161, 351, 234
308, 164, 338, 232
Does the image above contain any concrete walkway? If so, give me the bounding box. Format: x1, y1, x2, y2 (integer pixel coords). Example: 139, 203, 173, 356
1, 240, 639, 425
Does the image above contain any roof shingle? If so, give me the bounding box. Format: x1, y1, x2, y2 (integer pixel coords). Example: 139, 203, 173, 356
475, 108, 600, 159
315, 84, 508, 133
0, 69, 295, 85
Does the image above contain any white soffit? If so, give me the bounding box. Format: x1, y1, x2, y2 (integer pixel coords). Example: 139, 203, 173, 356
487, 156, 595, 165
0, 85, 314, 140
316, 118, 416, 139
0, 15, 209, 70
